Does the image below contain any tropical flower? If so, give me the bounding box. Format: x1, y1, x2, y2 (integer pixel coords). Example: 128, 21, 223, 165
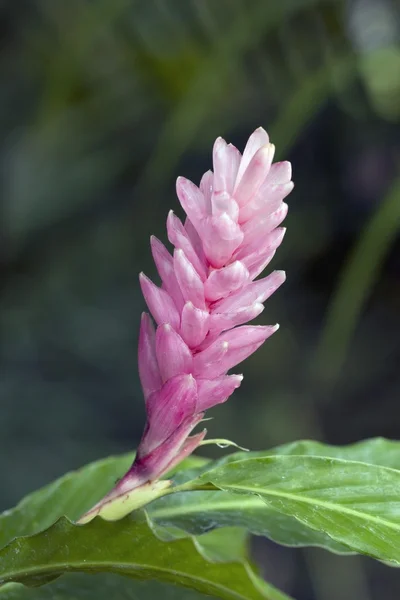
80, 127, 293, 521
130, 126, 293, 486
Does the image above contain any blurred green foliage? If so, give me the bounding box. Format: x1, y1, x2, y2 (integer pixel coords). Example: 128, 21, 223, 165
0, 0, 399, 598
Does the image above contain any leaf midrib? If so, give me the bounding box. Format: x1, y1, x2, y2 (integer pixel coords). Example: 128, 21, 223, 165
208, 482, 400, 533
0, 559, 255, 600
151, 496, 267, 519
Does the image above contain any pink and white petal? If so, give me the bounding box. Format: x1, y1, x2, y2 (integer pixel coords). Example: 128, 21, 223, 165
209, 303, 264, 335
135, 412, 204, 481
157, 428, 207, 478
235, 127, 269, 185
234, 143, 275, 207
239, 228, 286, 272
213, 137, 241, 195
192, 338, 230, 378
151, 236, 185, 311
247, 251, 276, 280
234, 227, 286, 264
174, 249, 206, 310
239, 181, 293, 224
199, 213, 244, 269
184, 217, 207, 268
138, 313, 162, 401
141, 374, 197, 455
196, 374, 243, 411
204, 261, 249, 302
211, 190, 239, 221
194, 325, 279, 378
180, 302, 210, 348
267, 160, 292, 184
212, 270, 286, 313
176, 176, 208, 225
199, 170, 213, 213
140, 273, 180, 330
155, 324, 193, 383
167, 211, 207, 280
241, 203, 288, 245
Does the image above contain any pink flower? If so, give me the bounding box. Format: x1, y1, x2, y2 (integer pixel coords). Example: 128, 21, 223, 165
125, 128, 293, 489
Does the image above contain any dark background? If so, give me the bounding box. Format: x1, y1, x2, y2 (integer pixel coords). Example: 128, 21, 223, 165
1, 1, 399, 598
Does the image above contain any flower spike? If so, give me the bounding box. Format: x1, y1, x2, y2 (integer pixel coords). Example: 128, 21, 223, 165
80, 127, 293, 522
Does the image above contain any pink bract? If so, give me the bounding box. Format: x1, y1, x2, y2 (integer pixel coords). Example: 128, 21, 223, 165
128, 127, 293, 487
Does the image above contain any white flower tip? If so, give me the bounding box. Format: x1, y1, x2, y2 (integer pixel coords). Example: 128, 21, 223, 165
185, 373, 196, 385
219, 211, 233, 224
214, 136, 226, 150
280, 161, 292, 181
274, 323, 280, 331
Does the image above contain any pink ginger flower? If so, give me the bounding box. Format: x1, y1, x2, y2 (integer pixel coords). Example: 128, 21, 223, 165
127, 127, 293, 488
80, 128, 293, 521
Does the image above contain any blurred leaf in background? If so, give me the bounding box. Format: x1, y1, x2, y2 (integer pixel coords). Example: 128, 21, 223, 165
0, 0, 399, 598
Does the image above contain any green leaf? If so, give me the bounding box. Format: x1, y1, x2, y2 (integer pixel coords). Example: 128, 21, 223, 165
192, 454, 400, 565
149, 489, 351, 554
148, 437, 400, 555
0, 513, 290, 600
0, 453, 208, 551
0, 573, 219, 600
209, 437, 400, 469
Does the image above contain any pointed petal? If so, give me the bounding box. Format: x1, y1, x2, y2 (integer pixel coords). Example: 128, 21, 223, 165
157, 429, 207, 478
193, 325, 279, 378
134, 412, 204, 483
237, 228, 286, 271
174, 249, 206, 310
235, 127, 269, 185
204, 261, 250, 302
138, 313, 162, 401
209, 302, 264, 335
234, 143, 275, 207
197, 374, 243, 411
184, 217, 207, 266
267, 160, 292, 184
141, 374, 197, 455
213, 270, 286, 313
199, 213, 244, 268
211, 190, 239, 221
180, 301, 210, 348
192, 338, 230, 378
241, 202, 288, 244
239, 181, 293, 224
234, 226, 286, 262
213, 137, 241, 195
176, 176, 207, 225
167, 211, 207, 280
247, 251, 276, 280
155, 324, 193, 382
140, 273, 180, 329
151, 236, 184, 311
199, 170, 213, 212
